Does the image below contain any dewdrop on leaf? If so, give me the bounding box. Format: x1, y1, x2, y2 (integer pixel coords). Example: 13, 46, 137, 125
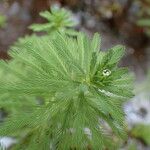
102, 69, 111, 76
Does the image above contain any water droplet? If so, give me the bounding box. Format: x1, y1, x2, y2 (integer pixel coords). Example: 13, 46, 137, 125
102, 69, 111, 76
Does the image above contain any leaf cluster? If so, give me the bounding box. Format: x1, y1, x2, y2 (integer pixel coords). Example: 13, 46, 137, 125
29, 6, 77, 36
0, 32, 134, 149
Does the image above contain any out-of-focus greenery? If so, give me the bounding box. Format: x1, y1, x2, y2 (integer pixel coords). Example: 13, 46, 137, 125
128, 142, 137, 150
131, 124, 150, 146
0, 145, 5, 150
97, 1, 122, 19
128, 69, 150, 148
135, 70, 150, 94
0, 14, 6, 28
136, 0, 150, 35
137, 19, 150, 35
137, 19, 150, 27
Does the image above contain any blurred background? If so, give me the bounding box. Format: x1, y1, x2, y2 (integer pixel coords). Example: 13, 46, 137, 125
0, 0, 150, 149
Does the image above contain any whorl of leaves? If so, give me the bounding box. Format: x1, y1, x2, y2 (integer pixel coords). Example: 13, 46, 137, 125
0, 32, 134, 149
29, 7, 77, 36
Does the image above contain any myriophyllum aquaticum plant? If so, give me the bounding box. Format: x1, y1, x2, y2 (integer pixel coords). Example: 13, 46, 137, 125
29, 6, 77, 36
0, 31, 134, 149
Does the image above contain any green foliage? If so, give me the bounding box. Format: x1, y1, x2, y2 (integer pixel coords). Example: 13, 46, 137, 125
137, 19, 150, 35
29, 7, 77, 36
0, 14, 6, 28
0, 32, 134, 149
136, 0, 150, 35
0, 145, 5, 150
128, 142, 137, 150
131, 124, 150, 146
135, 70, 150, 94
137, 19, 150, 27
